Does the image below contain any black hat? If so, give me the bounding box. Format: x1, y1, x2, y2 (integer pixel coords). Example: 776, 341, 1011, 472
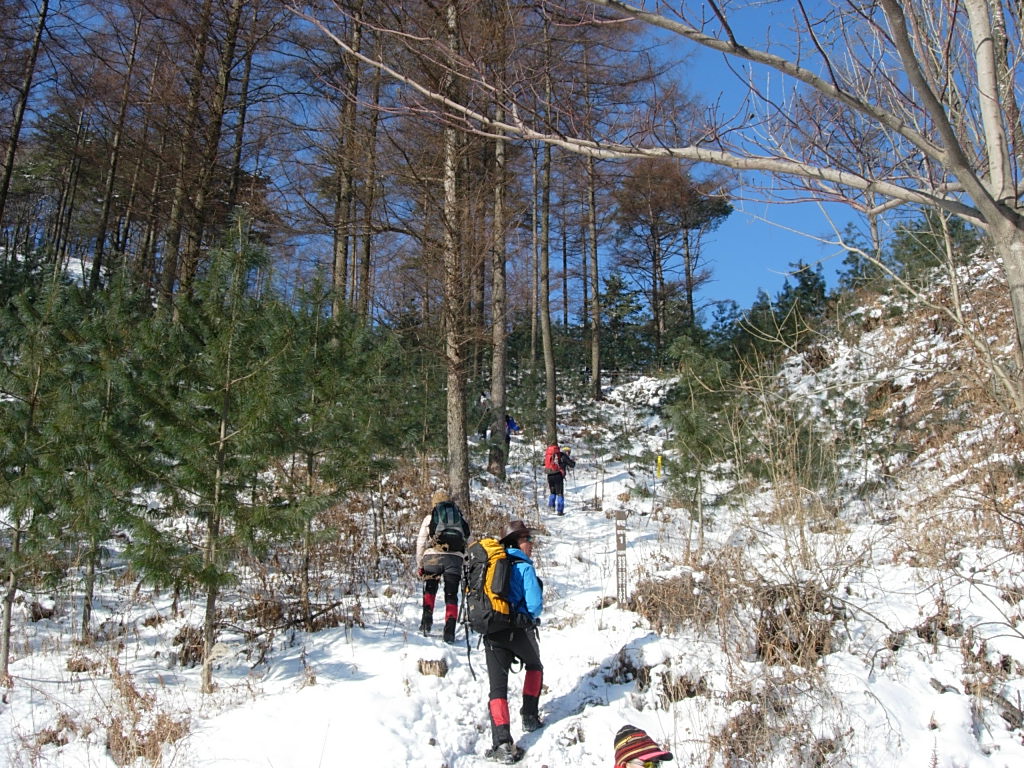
500, 519, 533, 545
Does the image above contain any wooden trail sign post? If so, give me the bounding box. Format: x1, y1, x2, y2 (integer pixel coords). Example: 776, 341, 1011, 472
616, 509, 627, 605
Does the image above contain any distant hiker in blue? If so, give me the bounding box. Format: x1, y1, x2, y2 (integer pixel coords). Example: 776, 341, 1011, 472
484, 520, 544, 764
503, 414, 521, 450
416, 489, 470, 643
543, 443, 575, 515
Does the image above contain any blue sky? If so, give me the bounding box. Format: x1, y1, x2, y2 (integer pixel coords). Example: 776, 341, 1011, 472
663, 5, 858, 312
696, 196, 852, 311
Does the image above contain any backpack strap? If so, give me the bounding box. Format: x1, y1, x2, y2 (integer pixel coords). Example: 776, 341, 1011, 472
502, 550, 530, 617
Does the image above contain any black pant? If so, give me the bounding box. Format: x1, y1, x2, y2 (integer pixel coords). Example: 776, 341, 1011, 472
422, 570, 460, 624
484, 626, 543, 746
546, 471, 564, 496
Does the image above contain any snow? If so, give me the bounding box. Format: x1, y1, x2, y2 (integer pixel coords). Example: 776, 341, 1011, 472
4, 345, 1024, 766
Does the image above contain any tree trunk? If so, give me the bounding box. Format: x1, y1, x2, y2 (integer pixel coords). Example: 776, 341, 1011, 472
992, 220, 1024, 375
540, 24, 558, 444
488, 107, 509, 479
358, 60, 382, 321
0, 529, 21, 683
90, 15, 142, 292
202, 401, 229, 694
587, 155, 602, 399
332, 5, 364, 317
181, 0, 246, 296
50, 113, 86, 282
81, 538, 98, 643
0, 0, 49, 229
530, 147, 539, 368
443, 0, 470, 508
540, 137, 557, 444
301, 518, 313, 629
200, 511, 220, 694
683, 229, 695, 328
159, 0, 214, 308
228, 8, 257, 212
561, 223, 569, 328
138, 131, 168, 297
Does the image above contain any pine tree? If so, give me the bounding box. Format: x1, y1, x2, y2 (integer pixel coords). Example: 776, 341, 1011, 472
131, 217, 299, 692
599, 273, 650, 371
273, 280, 408, 625
666, 335, 736, 558
732, 289, 779, 363
0, 280, 69, 682
773, 261, 827, 350
836, 222, 892, 293
41, 280, 154, 642
888, 210, 980, 284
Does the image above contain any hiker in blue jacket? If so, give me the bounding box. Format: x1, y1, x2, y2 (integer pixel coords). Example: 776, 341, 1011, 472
503, 413, 521, 451
483, 520, 544, 764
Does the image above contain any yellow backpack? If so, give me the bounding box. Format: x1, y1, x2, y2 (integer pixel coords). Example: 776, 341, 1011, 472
462, 537, 522, 634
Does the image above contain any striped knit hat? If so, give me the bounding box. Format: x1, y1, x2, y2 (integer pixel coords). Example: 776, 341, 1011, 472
614, 725, 673, 766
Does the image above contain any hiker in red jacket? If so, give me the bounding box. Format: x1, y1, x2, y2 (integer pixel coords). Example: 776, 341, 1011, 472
543, 443, 575, 515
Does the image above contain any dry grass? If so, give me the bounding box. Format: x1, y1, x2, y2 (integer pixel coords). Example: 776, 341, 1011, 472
417, 658, 449, 677
103, 658, 189, 767
66, 654, 103, 673
632, 567, 836, 670
173, 625, 203, 668
107, 713, 189, 767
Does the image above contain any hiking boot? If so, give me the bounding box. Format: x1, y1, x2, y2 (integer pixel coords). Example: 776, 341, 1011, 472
485, 742, 524, 764
419, 608, 432, 636
521, 712, 544, 732
443, 618, 457, 644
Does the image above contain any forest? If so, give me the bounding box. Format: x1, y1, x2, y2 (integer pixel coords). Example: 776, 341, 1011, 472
2, 0, 1024, 717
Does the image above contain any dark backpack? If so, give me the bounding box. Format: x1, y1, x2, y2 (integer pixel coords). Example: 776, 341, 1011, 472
430, 501, 467, 552
462, 537, 522, 635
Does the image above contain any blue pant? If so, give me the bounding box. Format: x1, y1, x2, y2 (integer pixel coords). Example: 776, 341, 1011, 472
546, 472, 565, 513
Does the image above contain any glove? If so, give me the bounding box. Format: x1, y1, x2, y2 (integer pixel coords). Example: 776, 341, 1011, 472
514, 613, 540, 630
417, 567, 425, 578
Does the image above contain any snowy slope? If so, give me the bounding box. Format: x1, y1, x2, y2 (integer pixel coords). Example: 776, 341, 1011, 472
4, 357, 1024, 767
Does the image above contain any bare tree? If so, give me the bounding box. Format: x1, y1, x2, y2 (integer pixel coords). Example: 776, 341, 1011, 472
0, 0, 50, 234
158, 0, 214, 307
441, 0, 471, 507
583, 0, 1024, 390
89, 10, 142, 291
613, 157, 731, 351
296, 0, 1024, 409
179, 0, 247, 296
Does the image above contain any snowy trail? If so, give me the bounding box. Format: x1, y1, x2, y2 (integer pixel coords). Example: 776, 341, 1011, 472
12, 378, 1024, 767
181, 420, 667, 767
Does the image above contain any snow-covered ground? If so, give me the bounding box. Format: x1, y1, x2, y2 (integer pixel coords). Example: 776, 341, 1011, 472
4, 369, 1024, 767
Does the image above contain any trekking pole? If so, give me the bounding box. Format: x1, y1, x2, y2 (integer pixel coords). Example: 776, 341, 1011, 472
651, 458, 657, 518
532, 450, 538, 510
460, 563, 476, 680
463, 618, 475, 680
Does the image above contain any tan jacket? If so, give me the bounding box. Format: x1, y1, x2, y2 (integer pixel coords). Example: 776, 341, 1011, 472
415, 514, 435, 568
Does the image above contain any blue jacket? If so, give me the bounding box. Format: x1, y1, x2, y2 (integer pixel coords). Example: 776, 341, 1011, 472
505, 547, 543, 620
